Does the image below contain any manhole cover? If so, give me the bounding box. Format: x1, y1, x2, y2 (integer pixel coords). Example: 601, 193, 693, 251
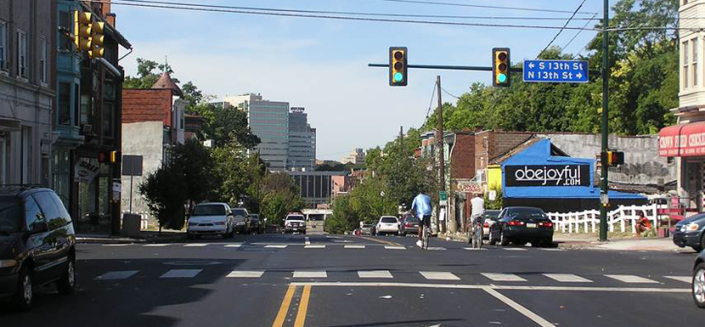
164, 261, 223, 266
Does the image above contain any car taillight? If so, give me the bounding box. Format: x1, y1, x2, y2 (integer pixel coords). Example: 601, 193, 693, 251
405, 223, 412, 227
507, 221, 525, 226
483, 221, 489, 227
539, 221, 554, 228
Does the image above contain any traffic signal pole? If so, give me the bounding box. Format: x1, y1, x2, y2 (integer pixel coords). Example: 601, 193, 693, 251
599, 0, 610, 242
436, 75, 447, 234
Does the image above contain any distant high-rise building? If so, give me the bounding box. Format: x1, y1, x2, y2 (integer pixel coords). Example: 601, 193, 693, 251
224, 94, 289, 171
288, 107, 316, 171
342, 148, 366, 165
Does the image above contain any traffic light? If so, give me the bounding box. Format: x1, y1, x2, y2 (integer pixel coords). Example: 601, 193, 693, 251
389, 47, 408, 86
98, 151, 108, 164
606, 151, 625, 166
110, 150, 121, 164
89, 21, 105, 59
492, 48, 511, 87
74, 10, 92, 52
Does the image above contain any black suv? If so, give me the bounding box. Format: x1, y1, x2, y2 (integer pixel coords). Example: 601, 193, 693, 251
0, 187, 76, 310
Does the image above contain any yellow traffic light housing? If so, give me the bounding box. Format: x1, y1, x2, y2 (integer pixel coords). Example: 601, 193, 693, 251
389, 47, 407, 86
89, 21, 105, 58
74, 11, 92, 52
606, 151, 625, 166
492, 48, 511, 87
110, 150, 120, 164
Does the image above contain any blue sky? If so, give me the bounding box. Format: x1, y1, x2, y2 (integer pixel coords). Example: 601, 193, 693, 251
112, 0, 607, 161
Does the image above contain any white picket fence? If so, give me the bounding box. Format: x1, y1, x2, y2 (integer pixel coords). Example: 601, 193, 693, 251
546, 204, 662, 234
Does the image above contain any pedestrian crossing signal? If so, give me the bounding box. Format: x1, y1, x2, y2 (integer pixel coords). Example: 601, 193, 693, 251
606, 151, 624, 166
389, 47, 407, 86
492, 48, 511, 87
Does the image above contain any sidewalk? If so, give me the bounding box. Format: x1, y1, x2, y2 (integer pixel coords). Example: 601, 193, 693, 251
76, 230, 185, 244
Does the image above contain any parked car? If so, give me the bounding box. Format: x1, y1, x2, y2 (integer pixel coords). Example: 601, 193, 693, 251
187, 203, 234, 239
398, 215, 420, 236
360, 223, 376, 236
284, 213, 306, 234
488, 206, 554, 247
376, 216, 400, 236
482, 210, 501, 240
673, 213, 705, 252
231, 207, 250, 234
694, 250, 705, 308
248, 214, 262, 234
0, 187, 76, 310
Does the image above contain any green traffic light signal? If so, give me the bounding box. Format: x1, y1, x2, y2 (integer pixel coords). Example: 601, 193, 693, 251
394, 72, 404, 82
497, 73, 507, 83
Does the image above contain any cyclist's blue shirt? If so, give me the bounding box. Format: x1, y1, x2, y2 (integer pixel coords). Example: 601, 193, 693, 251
411, 193, 433, 218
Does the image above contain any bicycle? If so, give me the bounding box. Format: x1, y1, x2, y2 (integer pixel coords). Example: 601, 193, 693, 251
470, 215, 483, 249
421, 223, 430, 250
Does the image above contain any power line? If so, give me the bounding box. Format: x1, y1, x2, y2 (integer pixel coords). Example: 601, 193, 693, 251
536, 0, 588, 59
368, 0, 597, 15
426, 82, 437, 119
441, 87, 460, 100
562, 12, 598, 52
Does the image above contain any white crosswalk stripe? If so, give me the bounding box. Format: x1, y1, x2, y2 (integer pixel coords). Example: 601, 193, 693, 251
184, 244, 208, 247
384, 246, 406, 250
160, 269, 202, 278
540, 248, 566, 251
426, 247, 446, 251
543, 274, 593, 283
265, 245, 287, 248
664, 276, 691, 283
420, 271, 460, 280
358, 270, 394, 279
305, 245, 326, 249
345, 245, 365, 249
482, 273, 527, 282
102, 244, 131, 247
605, 274, 659, 284
502, 248, 527, 251
225, 244, 242, 248
227, 271, 265, 278
144, 244, 169, 247
463, 247, 487, 251
95, 271, 139, 280
293, 271, 327, 278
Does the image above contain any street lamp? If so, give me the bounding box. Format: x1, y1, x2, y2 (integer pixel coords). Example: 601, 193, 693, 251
380, 191, 385, 217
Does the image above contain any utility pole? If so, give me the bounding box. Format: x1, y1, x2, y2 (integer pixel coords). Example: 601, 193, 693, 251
400, 126, 404, 152
436, 75, 446, 234
599, 0, 610, 242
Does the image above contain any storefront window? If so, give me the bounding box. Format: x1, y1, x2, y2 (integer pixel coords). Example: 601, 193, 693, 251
52, 148, 71, 208
103, 102, 114, 138
99, 164, 110, 215
58, 82, 71, 125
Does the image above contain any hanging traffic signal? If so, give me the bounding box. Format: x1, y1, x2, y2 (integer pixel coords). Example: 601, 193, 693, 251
89, 21, 105, 58
74, 11, 92, 52
492, 48, 511, 87
110, 150, 120, 164
606, 151, 625, 166
389, 47, 408, 86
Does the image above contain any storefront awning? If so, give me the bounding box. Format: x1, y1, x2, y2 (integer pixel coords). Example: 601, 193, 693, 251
659, 121, 705, 157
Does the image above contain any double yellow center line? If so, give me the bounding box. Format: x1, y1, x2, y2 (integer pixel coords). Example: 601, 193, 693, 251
272, 284, 312, 327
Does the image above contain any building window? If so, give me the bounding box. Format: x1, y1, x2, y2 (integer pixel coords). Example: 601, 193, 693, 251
59, 11, 72, 51
58, 82, 71, 125
22, 126, 33, 184
693, 37, 699, 87
103, 102, 114, 138
80, 95, 91, 126
0, 21, 6, 71
39, 36, 47, 84
16, 29, 27, 78
684, 41, 690, 89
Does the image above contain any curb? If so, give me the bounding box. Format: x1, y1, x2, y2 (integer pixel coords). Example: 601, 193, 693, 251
76, 234, 186, 244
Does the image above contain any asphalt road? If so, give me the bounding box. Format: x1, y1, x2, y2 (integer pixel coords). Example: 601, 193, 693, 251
1, 233, 702, 327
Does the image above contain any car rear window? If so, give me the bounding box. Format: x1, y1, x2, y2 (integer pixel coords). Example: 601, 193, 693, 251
381, 217, 398, 223
484, 211, 500, 220
232, 208, 247, 216
287, 215, 305, 221
405, 217, 419, 223
0, 197, 21, 234
309, 214, 325, 221
193, 205, 226, 216
508, 208, 547, 219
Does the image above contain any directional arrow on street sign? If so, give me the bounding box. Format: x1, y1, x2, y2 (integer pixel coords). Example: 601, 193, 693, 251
523, 60, 589, 84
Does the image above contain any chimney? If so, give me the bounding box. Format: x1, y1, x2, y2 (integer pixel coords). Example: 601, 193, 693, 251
100, 1, 112, 17
106, 13, 116, 28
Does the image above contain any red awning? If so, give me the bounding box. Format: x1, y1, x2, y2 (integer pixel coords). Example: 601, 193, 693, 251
659, 121, 705, 157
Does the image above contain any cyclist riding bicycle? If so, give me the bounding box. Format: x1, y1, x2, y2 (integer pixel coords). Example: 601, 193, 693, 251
411, 190, 433, 248
470, 193, 485, 241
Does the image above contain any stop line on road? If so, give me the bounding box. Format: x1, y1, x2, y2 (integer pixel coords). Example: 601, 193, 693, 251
100, 243, 570, 252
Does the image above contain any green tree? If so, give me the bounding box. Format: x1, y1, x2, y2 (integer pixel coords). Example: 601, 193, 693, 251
188, 103, 260, 149
259, 172, 305, 225
124, 58, 181, 89
139, 163, 187, 231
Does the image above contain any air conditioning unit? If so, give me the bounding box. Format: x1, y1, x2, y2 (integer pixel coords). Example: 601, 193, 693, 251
82, 124, 92, 134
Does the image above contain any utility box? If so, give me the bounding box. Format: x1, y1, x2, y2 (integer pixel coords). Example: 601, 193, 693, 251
122, 213, 141, 237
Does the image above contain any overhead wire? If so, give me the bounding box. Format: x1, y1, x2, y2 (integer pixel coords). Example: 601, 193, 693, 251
536, 0, 588, 58
441, 87, 460, 100
562, 12, 598, 53
367, 0, 597, 15
425, 82, 437, 119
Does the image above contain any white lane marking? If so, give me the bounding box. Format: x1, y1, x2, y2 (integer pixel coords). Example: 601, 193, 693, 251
144, 244, 169, 247
502, 248, 527, 251
95, 270, 139, 280
605, 274, 659, 284
540, 248, 566, 251
345, 245, 366, 249
420, 271, 460, 281
102, 244, 131, 247
225, 244, 242, 248
543, 274, 592, 283
358, 270, 394, 279
305, 245, 326, 249
483, 287, 555, 327
265, 245, 288, 249
226, 271, 265, 278
427, 247, 446, 251
482, 273, 526, 282
290, 281, 689, 293
305, 237, 311, 245
385, 246, 406, 250
664, 276, 692, 283
160, 269, 202, 278
184, 244, 208, 247
463, 247, 487, 251
293, 271, 327, 278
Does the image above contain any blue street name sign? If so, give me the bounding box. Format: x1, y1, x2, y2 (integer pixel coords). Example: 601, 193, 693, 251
523, 60, 589, 83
